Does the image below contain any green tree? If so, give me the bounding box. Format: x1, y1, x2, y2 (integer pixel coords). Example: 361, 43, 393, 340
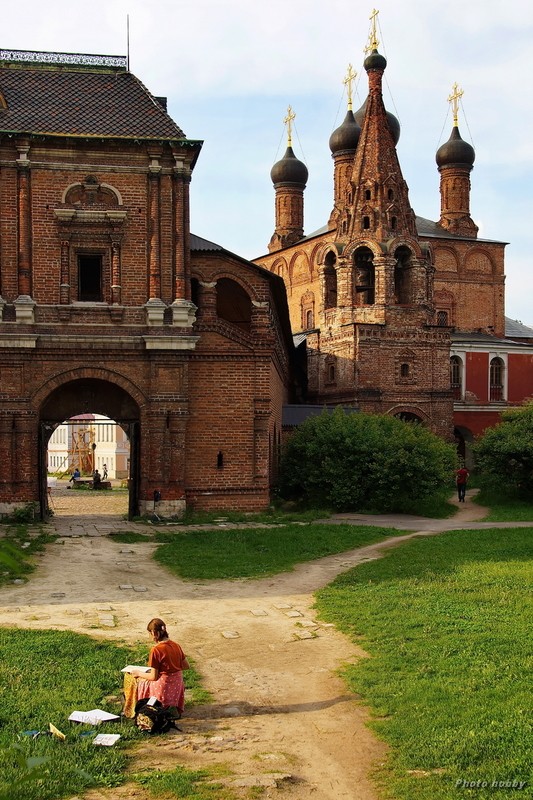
474, 402, 533, 496
278, 408, 456, 511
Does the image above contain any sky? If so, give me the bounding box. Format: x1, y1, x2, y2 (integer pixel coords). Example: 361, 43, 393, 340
3, 0, 533, 324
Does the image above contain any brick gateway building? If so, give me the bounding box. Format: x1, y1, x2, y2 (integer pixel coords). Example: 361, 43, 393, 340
0, 50, 294, 518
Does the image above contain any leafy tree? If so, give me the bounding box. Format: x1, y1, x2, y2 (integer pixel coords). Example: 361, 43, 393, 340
474, 402, 533, 496
278, 408, 456, 511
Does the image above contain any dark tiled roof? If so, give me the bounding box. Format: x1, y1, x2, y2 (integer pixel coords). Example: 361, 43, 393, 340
505, 317, 533, 338
190, 233, 223, 252
0, 60, 192, 140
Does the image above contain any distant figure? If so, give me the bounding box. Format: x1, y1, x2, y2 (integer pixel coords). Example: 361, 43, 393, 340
456, 465, 469, 502
69, 468, 80, 483
102, 463, 108, 479
93, 469, 102, 489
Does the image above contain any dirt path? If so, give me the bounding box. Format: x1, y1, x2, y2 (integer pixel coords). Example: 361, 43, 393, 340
0, 489, 494, 799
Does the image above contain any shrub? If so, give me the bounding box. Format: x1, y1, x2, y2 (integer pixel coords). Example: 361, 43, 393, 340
278, 409, 456, 512
473, 402, 533, 496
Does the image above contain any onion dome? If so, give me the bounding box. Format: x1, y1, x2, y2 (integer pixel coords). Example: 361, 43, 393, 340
436, 126, 475, 168
364, 48, 387, 72
354, 97, 401, 145
270, 146, 308, 186
329, 109, 361, 154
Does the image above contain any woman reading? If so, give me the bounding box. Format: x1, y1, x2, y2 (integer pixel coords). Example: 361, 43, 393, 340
123, 618, 190, 718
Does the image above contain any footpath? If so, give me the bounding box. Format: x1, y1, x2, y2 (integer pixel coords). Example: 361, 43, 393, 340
0, 487, 531, 800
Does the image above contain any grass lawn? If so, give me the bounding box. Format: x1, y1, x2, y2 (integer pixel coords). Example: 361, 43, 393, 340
315, 527, 533, 800
152, 523, 400, 579
0, 629, 210, 800
475, 487, 533, 522
0, 527, 55, 589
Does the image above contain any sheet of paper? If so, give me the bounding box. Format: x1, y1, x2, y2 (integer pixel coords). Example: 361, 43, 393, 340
93, 733, 121, 746
68, 709, 120, 725
121, 664, 150, 674
49, 723, 66, 740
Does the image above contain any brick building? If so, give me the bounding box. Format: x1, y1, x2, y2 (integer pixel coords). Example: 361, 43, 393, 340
254, 24, 533, 462
0, 50, 294, 518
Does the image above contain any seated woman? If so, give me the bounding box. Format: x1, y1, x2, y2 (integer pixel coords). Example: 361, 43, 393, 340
123, 618, 190, 718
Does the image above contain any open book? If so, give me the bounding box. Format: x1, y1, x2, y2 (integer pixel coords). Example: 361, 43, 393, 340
121, 665, 150, 674
68, 709, 120, 725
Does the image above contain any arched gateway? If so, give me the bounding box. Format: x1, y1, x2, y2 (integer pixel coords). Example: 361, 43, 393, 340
39, 377, 141, 520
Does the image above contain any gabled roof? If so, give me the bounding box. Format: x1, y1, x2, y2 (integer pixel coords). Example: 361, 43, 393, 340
0, 51, 199, 143
505, 317, 533, 338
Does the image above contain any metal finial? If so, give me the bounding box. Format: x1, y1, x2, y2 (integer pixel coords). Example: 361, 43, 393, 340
284, 105, 296, 147
448, 82, 464, 127
343, 64, 357, 111
365, 8, 380, 54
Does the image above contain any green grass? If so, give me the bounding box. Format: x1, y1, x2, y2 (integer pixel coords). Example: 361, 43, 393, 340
153, 523, 400, 579
0, 528, 56, 588
315, 527, 533, 800
133, 764, 234, 798
108, 531, 153, 543
0, 629, 211, 800
475, 487, 533, 521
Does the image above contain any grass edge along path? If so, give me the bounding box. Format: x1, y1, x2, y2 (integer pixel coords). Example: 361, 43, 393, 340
152, 523, 402, 580
315, 526, 532, 800
0, 629, 210, 800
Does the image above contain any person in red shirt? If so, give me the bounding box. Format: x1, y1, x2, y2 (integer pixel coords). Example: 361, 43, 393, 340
124, 618, 190, 718
456, 465, 470, 502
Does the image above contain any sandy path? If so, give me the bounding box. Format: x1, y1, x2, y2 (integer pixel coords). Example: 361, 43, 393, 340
0, 489, 491, 800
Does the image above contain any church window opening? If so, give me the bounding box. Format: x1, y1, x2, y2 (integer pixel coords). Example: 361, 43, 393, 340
363, 216, 370, 230
400, 363, 409, 378
216, 278, 252, 331
388, 188, 394, 201
354, 247, 375, 305
78, 254, 103, 301
305, 309, 314, 329
391, 216, 397, 230
365, 189, 371, 200
490, 357, 504, 401
394, 246, 412, 305
324, 252, 337, 309
437, 310, 449, 326
450, 355, 462, 400
190, 278, 200, 308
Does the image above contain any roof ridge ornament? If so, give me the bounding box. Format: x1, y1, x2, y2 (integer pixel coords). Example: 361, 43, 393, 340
0, 49, 127, 69
448, 82, 464, 127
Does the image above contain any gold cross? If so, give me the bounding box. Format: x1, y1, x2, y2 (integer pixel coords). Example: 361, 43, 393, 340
343, 64, 357, 110
448, 82, 464, 126
365, 8, 380, 54
284, 105, 296, 147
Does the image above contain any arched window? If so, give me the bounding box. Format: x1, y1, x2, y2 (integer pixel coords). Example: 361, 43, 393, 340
305, 309, 314, 329
354, 247, 375, 305
490, 357, 504, 401
216, 278, 252, 331
365, 189, 371, 200
437, 310, 449, 326
450, 355, 462, 400
400, 363, 410, 378
324, 251, 337, 309
394, 246, 412, 305
363, 216, 370, 230
388, 188, 394, 201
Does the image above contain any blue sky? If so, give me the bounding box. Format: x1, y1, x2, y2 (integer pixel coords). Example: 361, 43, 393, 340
4, 0, 533, 324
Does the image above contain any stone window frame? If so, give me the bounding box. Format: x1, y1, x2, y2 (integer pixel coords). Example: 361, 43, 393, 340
450, 354, 464, 400
489, 354, 506, 402
395, 350, 417, 385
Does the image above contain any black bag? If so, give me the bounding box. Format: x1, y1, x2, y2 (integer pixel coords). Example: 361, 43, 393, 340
134, 699, 180, 734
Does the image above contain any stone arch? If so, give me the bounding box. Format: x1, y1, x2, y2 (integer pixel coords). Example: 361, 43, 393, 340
32, 367, 146, 414
433, 246, 459, 273
388, 405, 429, 424
464, 248, 496, 275
216, 277, 253, 331
62, 179, 123, 207
288, 250, 312, 285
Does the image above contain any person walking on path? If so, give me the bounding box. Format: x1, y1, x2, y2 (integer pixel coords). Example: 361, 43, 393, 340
456, 465, 469, 502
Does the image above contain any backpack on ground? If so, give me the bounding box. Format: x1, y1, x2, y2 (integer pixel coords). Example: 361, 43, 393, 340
134, 698, 180, 734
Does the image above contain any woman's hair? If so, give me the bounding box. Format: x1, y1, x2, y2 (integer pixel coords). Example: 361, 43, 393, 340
147, 618, 169, 642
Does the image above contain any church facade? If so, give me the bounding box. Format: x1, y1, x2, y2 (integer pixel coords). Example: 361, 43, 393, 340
254, 26, 533, 459
0, 49, 293, 518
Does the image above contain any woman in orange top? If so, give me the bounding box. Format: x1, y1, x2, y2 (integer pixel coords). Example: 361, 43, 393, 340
124, 618, 190, 718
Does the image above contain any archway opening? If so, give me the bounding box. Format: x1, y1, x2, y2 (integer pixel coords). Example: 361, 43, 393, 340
40, 378, 140, 520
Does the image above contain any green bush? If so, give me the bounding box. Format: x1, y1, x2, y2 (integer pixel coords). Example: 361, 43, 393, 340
278, 409, 456, 512
474, 402, 533, 497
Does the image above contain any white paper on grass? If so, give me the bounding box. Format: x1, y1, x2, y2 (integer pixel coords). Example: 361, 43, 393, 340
93, 733, 121, 746
68, 709, 120, 725
121, 665, 151, 674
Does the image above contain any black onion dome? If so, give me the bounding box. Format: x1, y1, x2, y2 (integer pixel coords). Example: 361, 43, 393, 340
354, 97, 400, 145
436, 126, 475, 168
329, 109, 361, 154
364, 48, 387, 72
270, 146, 308, 186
